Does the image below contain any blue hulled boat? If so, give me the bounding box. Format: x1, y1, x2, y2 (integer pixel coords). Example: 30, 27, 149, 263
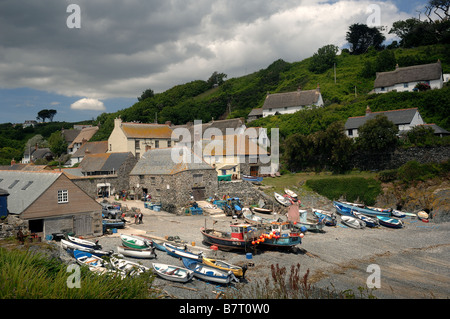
333, 201, 391, 217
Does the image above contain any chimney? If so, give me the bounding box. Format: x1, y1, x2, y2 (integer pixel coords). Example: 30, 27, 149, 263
316, 83, 320, 93
366, 105, 372, 115
11, 159, 16, 166
114, 117, 122, 128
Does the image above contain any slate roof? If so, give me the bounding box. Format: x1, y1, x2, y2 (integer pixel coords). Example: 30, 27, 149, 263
172, 118, 246, 139
262, 89, 321, 110
374, 61, 442, 88
72, 141, 108, 158
418, 124, 450, 135
69, 126, 99, 148
80, 152, 132, 173
130, 146, 214, 176
345, 108, 419, 130
0, 170, 61, 215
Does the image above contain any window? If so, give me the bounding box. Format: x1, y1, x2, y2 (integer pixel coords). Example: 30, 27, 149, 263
58, 190, 68, 203
193, 174, 203, 184
109, 144, 112, 151
403, 83, 409, 88
348, 129, 353, 136
135, 140, 140, 150
155, 140, 159, 148
151, 177, 156, 185
168, 140, 171, 147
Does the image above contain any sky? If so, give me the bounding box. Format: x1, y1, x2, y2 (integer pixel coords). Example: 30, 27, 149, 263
0, 0, 429, 124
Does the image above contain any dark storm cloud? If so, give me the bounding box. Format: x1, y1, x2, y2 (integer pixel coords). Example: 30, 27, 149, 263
0, 0, 410, 99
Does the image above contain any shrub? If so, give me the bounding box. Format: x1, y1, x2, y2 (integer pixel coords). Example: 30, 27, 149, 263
305, 177, 381, 206
377, 169, 398, 182
396, 160, 441, 182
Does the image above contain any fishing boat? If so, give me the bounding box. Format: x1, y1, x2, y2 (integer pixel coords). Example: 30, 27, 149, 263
367, 206, 392, 214
109, 256, 149, 276
391, 209, 407, 218
163, 242, 203, 261
117, 245, 157, 259
152, 263, 194, 283
258, 221, 303, 249
352, 211, 379, 228
377, 216, 404, 228
312, 209, 337, 226
242, 175, 263, 182
274, 192, 291, 206
120, 234, 151, 250
182, 258, 239, 284
243, 209, 278, 225
341, 215, 366, 229
333, 201, 391, 217
251, 207, 273, 214
202, 257, 247, 278
61, 239, 112, 257
200, 223, 261, 251
68, 235, 102, 250
284, 188, 298, 199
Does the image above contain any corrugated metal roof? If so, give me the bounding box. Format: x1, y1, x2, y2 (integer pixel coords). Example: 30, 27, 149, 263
0, 170, 61, 215
130, 146, 214, 176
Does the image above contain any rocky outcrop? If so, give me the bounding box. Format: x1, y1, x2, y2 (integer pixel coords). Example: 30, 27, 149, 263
376, 179, 450, 222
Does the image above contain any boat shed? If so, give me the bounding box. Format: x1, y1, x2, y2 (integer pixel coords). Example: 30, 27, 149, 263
0, 170, 102, 239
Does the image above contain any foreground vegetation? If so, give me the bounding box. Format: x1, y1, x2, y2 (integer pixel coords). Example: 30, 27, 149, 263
0, 243, 157, 299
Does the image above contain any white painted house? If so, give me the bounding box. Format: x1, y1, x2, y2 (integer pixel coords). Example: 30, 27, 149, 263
345, 107, 425, 138
262, 86, 324, 117
373, 61, 444, 93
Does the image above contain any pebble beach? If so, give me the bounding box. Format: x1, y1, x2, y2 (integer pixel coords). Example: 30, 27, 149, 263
85, 198, 450, 300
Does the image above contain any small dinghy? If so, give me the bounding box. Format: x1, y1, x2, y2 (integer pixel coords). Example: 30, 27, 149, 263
341, 215, 366, 229
182, 258, 238, 284
164, 242, 203, 261
120, 234, 151, 250
117, 245, 157, 259
61, 239, 112, 257
152, 263, 194, 283
109, 256, 149, 276
73, 250, 119, 276
312, 209, 337, 226
352, 212, 379, 228
377, 216, 404, 228
274, 192, 291, 206
251, 207, 273, 214
68, 235, 102, 249
202, 257, 247, 278
284, 188, 298, 199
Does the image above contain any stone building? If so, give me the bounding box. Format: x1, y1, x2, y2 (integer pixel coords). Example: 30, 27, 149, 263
63, 152, 136, 198
129, 146, 218, 205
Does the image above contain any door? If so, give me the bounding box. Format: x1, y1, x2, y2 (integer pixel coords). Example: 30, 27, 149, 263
192, 187, 205, 201
250, 166, 259, 176
73, 214, 93, 236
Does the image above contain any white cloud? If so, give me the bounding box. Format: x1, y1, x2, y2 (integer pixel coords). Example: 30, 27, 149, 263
71, 98, 106, 111
0, 0, 414, 100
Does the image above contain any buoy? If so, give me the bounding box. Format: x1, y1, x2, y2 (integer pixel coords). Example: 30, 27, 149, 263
300, 233, 304, 238
192, 241, 196, 246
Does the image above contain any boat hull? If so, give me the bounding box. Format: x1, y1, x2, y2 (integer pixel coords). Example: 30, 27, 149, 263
117, 246, 156, 259
182, 258, 237, 284
260, 235, 302, 248
200, 228, 254, 251
152, 263, 194, 283
202, 257, 245, 277
333, 201, 391, 217
377, 216, 404, 228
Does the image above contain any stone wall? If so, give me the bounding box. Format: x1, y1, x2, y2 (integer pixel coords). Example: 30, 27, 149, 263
352, 145, 450, 171
129, 169, 219, 207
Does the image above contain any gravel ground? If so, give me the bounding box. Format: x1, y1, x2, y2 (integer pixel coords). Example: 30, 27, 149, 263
84, 198, 450, 299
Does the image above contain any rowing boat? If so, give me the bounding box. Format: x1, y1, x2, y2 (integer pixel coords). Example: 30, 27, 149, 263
152, 263, 194, 283
202, 257, 246, 277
